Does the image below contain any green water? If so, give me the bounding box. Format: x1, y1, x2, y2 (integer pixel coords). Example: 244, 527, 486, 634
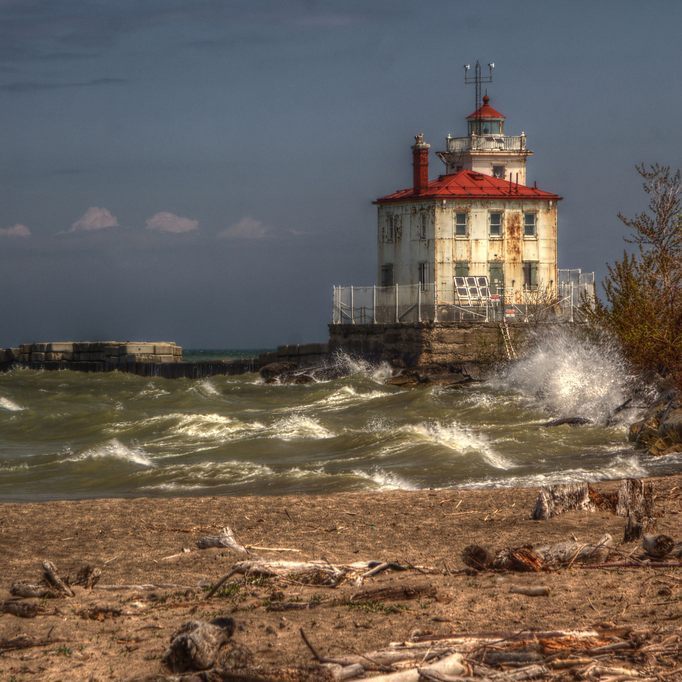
0, 339, 679, 501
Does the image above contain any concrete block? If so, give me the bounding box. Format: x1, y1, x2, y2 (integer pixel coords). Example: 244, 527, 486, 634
32, 352, 46, 362
33, 343, 49, 352
123, 343, 156, 355
46, 342, 74, 352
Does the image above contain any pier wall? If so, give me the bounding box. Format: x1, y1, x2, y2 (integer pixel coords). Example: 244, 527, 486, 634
328, 322, 533, 367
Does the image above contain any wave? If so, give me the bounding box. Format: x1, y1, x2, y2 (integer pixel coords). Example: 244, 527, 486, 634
400, 421, 514, 470
270, 415, 334, 440
351, 468, 418, 490
0, 396, 25, 412
312, 385, 390, 410
329, 351, 393, 384
499, 328, 637, 424
68, 439, 154, 467
189, 379, 220, 397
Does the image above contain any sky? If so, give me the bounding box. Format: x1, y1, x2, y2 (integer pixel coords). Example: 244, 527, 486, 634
1, 0, 681, 348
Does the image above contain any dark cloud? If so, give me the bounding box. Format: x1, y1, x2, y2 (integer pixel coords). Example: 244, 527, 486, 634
0, 77, 126, 92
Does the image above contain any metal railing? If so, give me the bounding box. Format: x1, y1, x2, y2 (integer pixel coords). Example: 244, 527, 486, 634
445, 134, 527, 153
332, 279, 595, 326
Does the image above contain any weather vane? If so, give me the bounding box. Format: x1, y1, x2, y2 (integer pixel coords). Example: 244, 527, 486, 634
464, 60, 494, 134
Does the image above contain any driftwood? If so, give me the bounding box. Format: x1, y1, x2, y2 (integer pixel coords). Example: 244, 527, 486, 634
42, 560, 74, 597
196, 526, 249, 553
624, 512, 657, 542
73, 565, 102, 588
206, 560, 423, 600
10, 582, 60, 599
349, 653, 468, 682
349, 582, 437, 603
463, 535, 612, 572
543, 417, 592, 427
642, 533, 674, 558
0, 635, 59, 652
531, 483, 596, 520
1, 600, 40, 618
163, 617, 235, 673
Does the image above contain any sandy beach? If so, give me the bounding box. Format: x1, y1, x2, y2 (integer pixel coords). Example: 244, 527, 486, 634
0, 475, 680, 680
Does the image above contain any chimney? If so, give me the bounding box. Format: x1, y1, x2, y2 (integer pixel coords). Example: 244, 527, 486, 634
412, 133, 430, 194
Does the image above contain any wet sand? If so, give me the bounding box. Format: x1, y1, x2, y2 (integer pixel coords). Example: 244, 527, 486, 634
0, 475, 680, 680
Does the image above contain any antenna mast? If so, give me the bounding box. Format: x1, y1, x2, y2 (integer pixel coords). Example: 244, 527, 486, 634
463, 60, 494, 134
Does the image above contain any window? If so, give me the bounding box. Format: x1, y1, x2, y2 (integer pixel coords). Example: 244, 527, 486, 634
492, 165, 505, 179
489, 212, 503, 237
381, 264, 394, 287
524, 212, 537, 237
418, 262, 428, 289
455, 212, 468, 237
523, 261, 539, 289
455, 261, 469, 277
382, 214, 402, 243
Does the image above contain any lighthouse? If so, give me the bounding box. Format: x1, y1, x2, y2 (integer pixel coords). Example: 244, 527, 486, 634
374, 94, 560, 306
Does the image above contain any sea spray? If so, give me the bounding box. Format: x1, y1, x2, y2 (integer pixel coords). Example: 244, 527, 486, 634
500, 327, 637, 424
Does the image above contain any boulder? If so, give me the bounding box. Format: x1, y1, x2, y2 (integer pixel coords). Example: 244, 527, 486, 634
259, 362, 297, 382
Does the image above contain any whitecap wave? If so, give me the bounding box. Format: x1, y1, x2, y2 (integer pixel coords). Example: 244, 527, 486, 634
401, 421, 514, 470
498, 328, 639, 424
69, 439, 154, 467
330, 351, 393, 384
190, 379, 220, 396
0, 396, 25, 412
270, 415, 334, 440
461, 454, 649, 489
352, 468, 418, 490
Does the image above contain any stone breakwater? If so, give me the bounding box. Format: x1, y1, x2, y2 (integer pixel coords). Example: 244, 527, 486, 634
628, 387, 682, 457
0, 341, 330, 378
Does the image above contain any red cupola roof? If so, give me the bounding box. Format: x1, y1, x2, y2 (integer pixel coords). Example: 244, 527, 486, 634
375, 169, 561, 204
466, 95, 505, 120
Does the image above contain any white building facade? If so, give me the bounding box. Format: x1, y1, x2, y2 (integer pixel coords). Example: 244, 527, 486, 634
376, 96, 560, 305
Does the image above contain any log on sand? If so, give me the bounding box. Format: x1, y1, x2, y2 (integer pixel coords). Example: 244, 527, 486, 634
642, 533, 675, 558
531, 483, 596, 520
163, 617, 235, 673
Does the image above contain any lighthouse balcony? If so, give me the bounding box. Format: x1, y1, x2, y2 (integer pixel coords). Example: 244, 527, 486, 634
443, 134, 527, 154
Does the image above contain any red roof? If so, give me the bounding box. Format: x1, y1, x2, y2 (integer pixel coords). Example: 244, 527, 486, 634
376, 169, 561, 203
467, 95, 505, 120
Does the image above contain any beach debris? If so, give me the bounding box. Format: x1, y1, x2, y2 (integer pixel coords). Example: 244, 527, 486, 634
78, 605, 123, 621
9, 582, 60, 599
0, 635, 61, 653
299, 628, 679, 681
197, 525, 249, 553
41, 560, 75, 597
73, 564, 102, 589
462, 534, 613, 571
532, 482, 597, 520
163, 616, 235, 673
642, 533, 675, 558
205, 560, 430, 600
1, 599, 41, 618
618, 479, 656, 542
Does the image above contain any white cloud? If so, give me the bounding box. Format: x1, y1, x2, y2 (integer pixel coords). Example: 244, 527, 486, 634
145, 211, 199, 234
70, 207, 118, 232
218, 216, 269, 240
0, 223, 31, 238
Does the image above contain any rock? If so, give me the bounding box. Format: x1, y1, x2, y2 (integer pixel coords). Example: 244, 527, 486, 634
543, 417, 592, 427
163, 617, 235, 673
259, 362, 297, 382
660, 407, 682, 442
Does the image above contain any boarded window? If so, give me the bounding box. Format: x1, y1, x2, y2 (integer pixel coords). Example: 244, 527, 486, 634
416, 212, 427, 240
455, 261, 469, 277
523, 261, 539, 288
455, 212, 467, 237
489, 262, 504, 293
489, 212, 503, 237
381, 264, 394, 287
382, 214, 402, 243
524, 212, 537, 237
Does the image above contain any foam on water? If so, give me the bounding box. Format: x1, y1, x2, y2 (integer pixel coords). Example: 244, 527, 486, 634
330, 351, 393, 384
500, 328, 636, 424
352, 468, 418, 490
313, 385, 389, 410
270, 415, 334, 440
191, 379, 220, 397
402, 421, 514, 469
461, 453, 649, 489
0, 396, 25, 412
70, 439, 154, 467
